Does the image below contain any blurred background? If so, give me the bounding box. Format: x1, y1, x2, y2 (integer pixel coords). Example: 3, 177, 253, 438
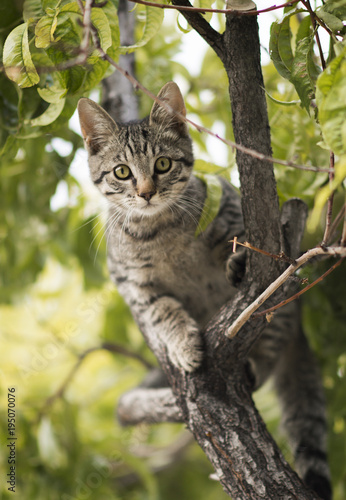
1, 0, 346, 498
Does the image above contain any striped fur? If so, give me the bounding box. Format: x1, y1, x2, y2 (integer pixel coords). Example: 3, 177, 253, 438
78, 82, 331, 499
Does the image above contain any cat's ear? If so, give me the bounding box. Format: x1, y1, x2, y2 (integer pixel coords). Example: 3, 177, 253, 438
149, 82, 188, 135
77, 98, 117, 155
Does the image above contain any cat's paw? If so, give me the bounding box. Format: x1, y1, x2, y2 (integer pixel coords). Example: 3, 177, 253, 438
226, 248, 246, 286
167, 328, 203, 372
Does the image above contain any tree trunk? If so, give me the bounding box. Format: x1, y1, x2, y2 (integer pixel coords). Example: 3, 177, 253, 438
106, 1, 318, 497
222, 12, 282, 284
101, 0, 138, 122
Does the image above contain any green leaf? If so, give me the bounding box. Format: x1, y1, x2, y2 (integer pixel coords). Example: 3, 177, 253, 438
59, 1, 111, 51
58, 1, 80, 14
45, 18, 85, 93
82, 1, 120, 91
194, 0, 213, 23
263, 87, 300, 106
35, 12, 70, 49
318, 0, 346, 32
194, 159, 230, 176
102, 0, 120, 59
176, 14, 192, 34
322, 0, 346, 16
290, 35, 320, 113
308, 155, 346, 232
37, 417, 67, 468
120, 0, 164, 53
3, 23, 40, 88
318, 10, 344, 32
38, 85, 67, 103
90, 7, 112, 52
295, 13, 312, 44
269, 10, 323, 113
194, 173, 223, 237
0, 135, 18, 159
316, 43, 346, 154
23, 0, 44, 21
43, 1, 118, 94
29, 99, 66, 126
269, 15, 294, 81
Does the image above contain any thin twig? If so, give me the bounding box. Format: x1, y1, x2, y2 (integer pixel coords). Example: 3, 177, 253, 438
127, 0, 300, 16
227, 245, 346, 338
36, 343, 153, 422
327, 201, 346, 244
101, 342, 154, 369
230, 239, 296, 265
79, 0, 93, 56
300, 0, 333, 37
342, 197, 346, 246
253, 257, 344, 318
302, 0, 327, 69
87, 22, 333, 173
5, 0, 329, 174
322, 151, 335, 246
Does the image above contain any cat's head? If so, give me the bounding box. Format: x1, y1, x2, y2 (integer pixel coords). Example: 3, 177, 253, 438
77, 82, 194, 217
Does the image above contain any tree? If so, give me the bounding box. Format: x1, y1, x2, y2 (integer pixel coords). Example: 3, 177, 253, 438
0, 0, 346, 499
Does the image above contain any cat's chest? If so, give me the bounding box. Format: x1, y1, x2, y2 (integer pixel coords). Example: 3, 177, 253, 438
155, 239, 233, 325
109, 227, 234, 326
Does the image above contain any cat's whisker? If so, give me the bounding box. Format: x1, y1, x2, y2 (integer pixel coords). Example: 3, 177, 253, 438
70, 206, 109, 234
92, 202, 128, 262
91, 218, 110, 263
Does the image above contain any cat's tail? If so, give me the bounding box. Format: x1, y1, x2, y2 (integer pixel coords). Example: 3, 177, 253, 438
274, 327, 332, 500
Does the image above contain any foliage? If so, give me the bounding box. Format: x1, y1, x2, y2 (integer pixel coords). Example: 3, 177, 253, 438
1, 0, 346, 499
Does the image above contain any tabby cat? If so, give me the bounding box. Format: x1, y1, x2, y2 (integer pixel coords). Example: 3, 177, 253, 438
77, 82, 331, 500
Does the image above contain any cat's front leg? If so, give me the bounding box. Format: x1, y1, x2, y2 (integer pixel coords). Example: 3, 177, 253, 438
132, 295, 203, 372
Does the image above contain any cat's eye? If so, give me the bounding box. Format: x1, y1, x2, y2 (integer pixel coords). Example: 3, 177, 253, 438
114, 165, 131, 180
154, 157, 171, 174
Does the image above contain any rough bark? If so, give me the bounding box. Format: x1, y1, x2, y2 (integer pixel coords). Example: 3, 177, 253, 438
222, 12, 282, 285
105, 1, 318, 498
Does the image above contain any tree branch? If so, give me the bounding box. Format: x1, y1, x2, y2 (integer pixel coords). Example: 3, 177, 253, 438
253, 257, 344, 318
222, 11, 282, 284
101, 0, 139, 122
116, 10, 321, 497
84, 3, 335, 497
37, 342, 153, 423
129, 0, 301, 16
227, 245, 346, 338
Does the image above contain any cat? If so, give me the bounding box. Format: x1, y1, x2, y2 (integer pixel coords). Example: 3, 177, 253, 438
77, 82, 332, 500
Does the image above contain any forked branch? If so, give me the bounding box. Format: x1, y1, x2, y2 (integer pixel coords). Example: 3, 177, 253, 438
227, 245, 346, 338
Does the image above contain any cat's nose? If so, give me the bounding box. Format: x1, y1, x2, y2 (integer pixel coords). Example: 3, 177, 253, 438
138, 189, 156, 202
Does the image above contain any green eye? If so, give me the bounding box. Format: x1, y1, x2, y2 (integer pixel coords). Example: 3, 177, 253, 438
114, 165, 131, 180
154, 157, 171, 174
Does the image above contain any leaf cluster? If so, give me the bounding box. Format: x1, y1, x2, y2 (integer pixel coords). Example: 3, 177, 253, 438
269, 1, 346, 228
0, 0, 119, 155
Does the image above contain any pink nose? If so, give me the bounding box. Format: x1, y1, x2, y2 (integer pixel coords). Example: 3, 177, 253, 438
138, 190, 156, 201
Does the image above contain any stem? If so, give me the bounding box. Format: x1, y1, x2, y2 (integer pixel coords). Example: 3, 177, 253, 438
127, 0, 300, 16
36, 343, 153, 422
79, 0, 93, 56
227, 245, 346, 338
342, 198, 346, 246
231, 239, 296, 265
301, 0, 333, 38
90, 31, 332, 173
327, 201, 346, 244
322, 151, 335, 246
253, 257, 344, 318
